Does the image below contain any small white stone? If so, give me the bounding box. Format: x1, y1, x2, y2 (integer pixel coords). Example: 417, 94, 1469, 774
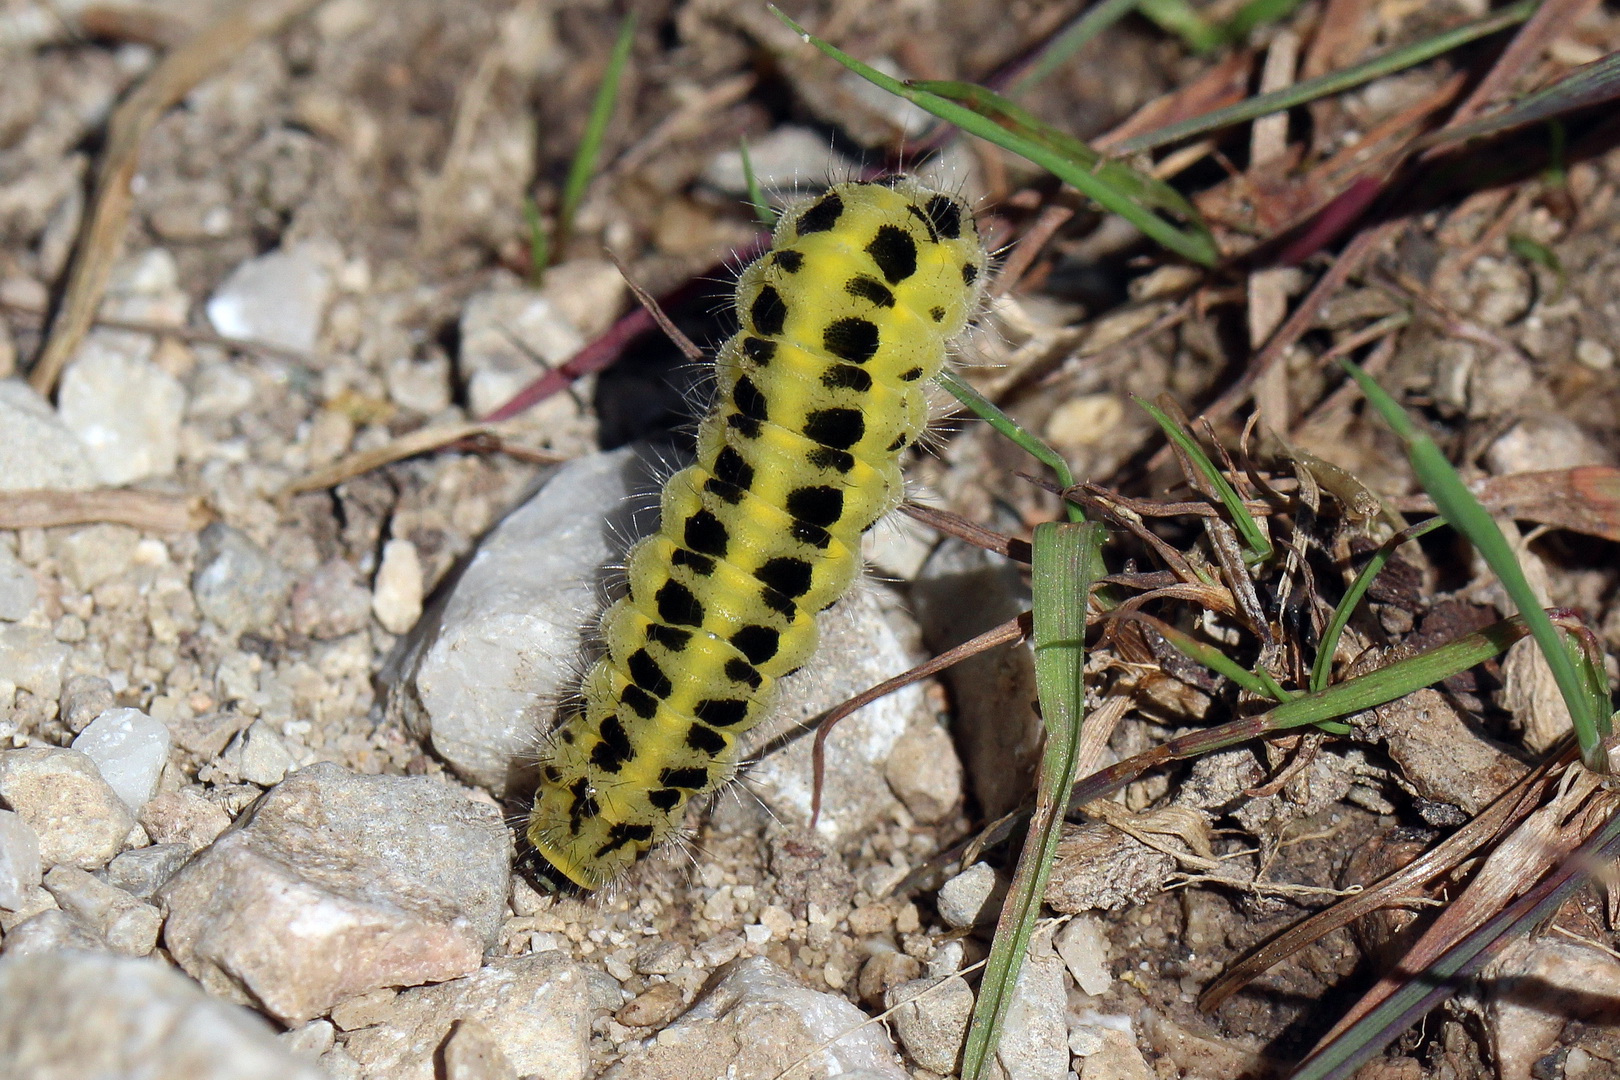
0, 747, 136, 870
57, 334, 186, 485
1575, 338, 1614, 371
385, 355, 452, 415
1055, 916, 1113, 996
71, 707, 172, 812
0, 810, 43, 910
235, 720, 296, 787
458, 287, 584, 418
0, 379, 96, 492
0, 545, 36, 622
372, 539, 424, 634
936, 862, 1004, 929
207, 242, 335, 354
42, 864, 162, 956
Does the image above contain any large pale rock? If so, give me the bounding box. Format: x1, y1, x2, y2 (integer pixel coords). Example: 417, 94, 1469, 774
0, 950, 324, 1080
606, 956, 906, 1080
0, 379, 95, 492
157, 763, 510, 1024
383, 446, 936, 845
0, 747, 134, 870
343, 954, 591, 1080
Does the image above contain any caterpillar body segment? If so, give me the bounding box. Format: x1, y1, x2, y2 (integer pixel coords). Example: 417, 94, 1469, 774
526, 178, 989, 890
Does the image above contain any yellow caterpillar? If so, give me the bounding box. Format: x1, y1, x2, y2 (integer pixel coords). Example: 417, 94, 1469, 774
526, 177, 988, 891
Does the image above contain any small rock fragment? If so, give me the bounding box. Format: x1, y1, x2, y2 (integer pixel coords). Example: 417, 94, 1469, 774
191, 523, 293, 635
229, 720, 297, 786
372, 538, 424, 634
0, 885, 55, 932
458, 286, 584, 418
206, 242, 335, 354
329, 986, 399, 1031
0, 545, 36, 621
279, 1018, 337, 1059
0, 379, 96, 491
0, 747, 135, 869
0, 810, 42, 909
343, 955, 591, 1080
884, 719, 963, 824
99, 843, 191, 900
936, 862, 1006, 929
1044, 822, 1177, 915
289, 560, 373, 639
441, 1017, 516, 1080
138, 787, 233, 851
616, 981, 685, 1028
70, 707, 171, 812
2, 907, 108, 955
857, 950, 922, 1007
0, 625, 69, 701
609, 956, 907, 1080
1055, 916, 1112, 996
58, 675, 116, 733
887, 975, 974, 1075
0, 951, 325, 1079
158, 763, 510, 1024
53, 523, 140, 592
57, 336, 186, 485
42, 865, 162, 955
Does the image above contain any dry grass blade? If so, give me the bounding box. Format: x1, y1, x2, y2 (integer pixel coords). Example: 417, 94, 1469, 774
0, 489, 210, 532
28, 0, 324, 395
278, 422, 566, 498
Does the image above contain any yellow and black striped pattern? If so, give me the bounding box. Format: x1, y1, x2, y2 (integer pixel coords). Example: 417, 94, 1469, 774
526, 178, 988, 890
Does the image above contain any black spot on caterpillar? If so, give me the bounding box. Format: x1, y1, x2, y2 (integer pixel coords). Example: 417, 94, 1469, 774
525, 178, 988, 890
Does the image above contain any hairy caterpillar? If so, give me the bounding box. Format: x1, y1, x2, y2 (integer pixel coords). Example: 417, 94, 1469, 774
526, 178, 988, 891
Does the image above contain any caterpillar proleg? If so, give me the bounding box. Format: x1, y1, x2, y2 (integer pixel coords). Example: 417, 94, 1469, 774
526, 177, 988, 891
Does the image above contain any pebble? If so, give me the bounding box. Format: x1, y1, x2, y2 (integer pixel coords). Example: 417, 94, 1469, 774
58, 674, 115, 733
57, 333, 186, 485
701, 125, 859, 199
857, 950, 922, 1007
0, 544, 37, 621
42, 864, 162, 955
226, 719, 298, 786
440, 1017, 515, 1080
191, 523, 294, 635
1075, 1027, 1155, 1080
2, 907, 108, 955
0, 951, 325, 1080
138, 787, 233, 851
0, 810, 42, 910
69, 707, 172, 812
616, 981, 686, 1028
457, 285, 584, 418
0, 747, 135, 870
329, 986, 399, 1031
1484, 412, 1615, 475
1055, 915, 1113, 996
883, 719, 963, 824
158, 762, 511, 1024
936, 862, 1006, 929
206, 241, 335, 354
385, 354, 452, 415
1487, 937, 1620, 1080
372, 537, 424, 634
886, 975, 975, 1075
187, 357, 257, 419
342, 954, 591, 1080
53, 522, 140, 592
0, 624, 69, 701
0, 378, 97, 491
610, 956, 907, 1080
0, 885, 55, 933
98, 842, 192, 900
289, 559, 373, 639
279, 1018, 337, 1059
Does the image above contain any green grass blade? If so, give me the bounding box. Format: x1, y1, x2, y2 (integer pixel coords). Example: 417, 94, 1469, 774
911, 81, 1204, 224
938, 370, 1084, 523
556, 11, 636, 258
1137, 0, 1221, 53
1310, 517, 1447, 693
1135, 397, 1272, 563
1113, 0, 1540, 154
962, 521, 1105, 1080
767, 6, 1218, 266
521, 196, 550, 287
1340, 358, 1611, 772
738, 138, 776, 228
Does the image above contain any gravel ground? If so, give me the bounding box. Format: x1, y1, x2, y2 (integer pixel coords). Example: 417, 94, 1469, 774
4, 2, 1620, 1079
